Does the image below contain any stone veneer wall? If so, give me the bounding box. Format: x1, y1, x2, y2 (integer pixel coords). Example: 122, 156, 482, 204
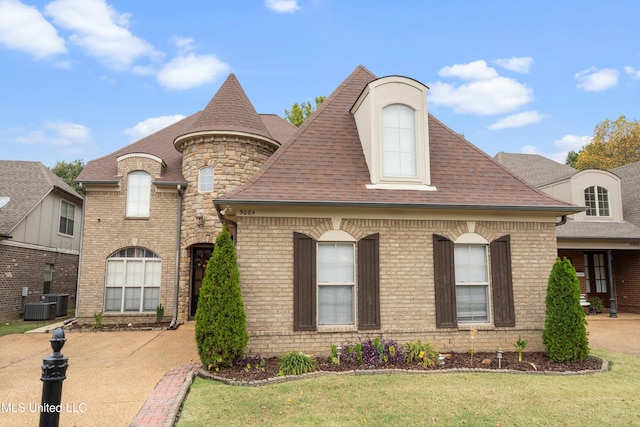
0, 244, 78, 320
76, 156, 180, 324
176, 135, 278, 322
235, 216, 558, 357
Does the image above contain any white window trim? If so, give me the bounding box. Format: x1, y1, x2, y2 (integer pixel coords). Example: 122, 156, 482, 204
58, 200, 75, 236
105, 248, 161, 313
584, 185, 610, 217
198, 166, 214, 193
454, 239, 491, 325
126, 171, 151, 218
316, 241, 356, 327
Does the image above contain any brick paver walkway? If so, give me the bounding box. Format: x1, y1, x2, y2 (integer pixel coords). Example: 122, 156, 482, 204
130, 363, 200, 427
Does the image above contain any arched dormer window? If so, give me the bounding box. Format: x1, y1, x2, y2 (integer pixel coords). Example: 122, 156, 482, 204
383, 104, 417, 178
198, 167, 214, 192
126, 171, 151, 218
584, 186, 610, 217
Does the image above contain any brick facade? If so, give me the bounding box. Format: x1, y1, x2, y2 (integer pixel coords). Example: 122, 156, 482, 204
235, 215, 557, 356
0, 244, 78, 320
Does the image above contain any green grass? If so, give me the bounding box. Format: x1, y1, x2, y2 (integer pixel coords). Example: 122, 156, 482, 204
176, 349, 640, 426
0, 312, 72, 337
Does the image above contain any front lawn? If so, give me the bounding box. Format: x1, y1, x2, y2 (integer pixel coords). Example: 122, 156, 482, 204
176, 348, 640, 426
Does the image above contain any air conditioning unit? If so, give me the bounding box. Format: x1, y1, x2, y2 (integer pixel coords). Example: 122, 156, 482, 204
23, 302, 57, 321
42, 294, 69, 317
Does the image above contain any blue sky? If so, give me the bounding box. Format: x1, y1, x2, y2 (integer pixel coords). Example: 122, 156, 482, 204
1, 0, 639, 168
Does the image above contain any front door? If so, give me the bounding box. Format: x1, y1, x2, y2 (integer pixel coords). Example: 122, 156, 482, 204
190, 246, 213, 317
584, 252, 610, 308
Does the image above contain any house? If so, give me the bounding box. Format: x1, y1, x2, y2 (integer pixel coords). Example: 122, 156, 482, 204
495, 153, 640, 315
0, 160, 83, 320
76, 66, 580, 355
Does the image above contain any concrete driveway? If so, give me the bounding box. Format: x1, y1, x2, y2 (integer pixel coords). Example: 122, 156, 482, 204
0, 322, 198, 426
586, 312, 640, 357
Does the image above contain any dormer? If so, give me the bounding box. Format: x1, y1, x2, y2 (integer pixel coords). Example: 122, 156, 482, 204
569, 169, 623, 221
350, 76, 434, 191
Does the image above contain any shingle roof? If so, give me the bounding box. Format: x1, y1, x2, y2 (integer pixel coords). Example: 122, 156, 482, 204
611, 160, 640, 227
556, 217, 640, 240
77, 113, 199, 184
0, 160, 82, 236
175, 73, 274, 146
77, 74, 295, 185
494, 152, 577, 187
218, 66, 577, 213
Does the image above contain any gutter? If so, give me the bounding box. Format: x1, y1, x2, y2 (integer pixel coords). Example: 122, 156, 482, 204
214, 203, 238, 243
169, 184, 184, 330
213, 198, 585, 215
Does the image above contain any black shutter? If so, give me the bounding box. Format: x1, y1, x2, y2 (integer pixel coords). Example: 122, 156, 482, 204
490, 235, 515, 327
358, 233, 380, 330
293, 232, 316, 331
433, 234, 457, 328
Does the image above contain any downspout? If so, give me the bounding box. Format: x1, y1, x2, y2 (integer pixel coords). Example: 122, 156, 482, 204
555, 215, 567, 226
72, 186, 86, 322
606, 249, 618, 318
214, 203, 237, 243
169, 184, 183, 329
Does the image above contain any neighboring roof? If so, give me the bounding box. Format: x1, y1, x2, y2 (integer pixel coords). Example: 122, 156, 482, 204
0, 160, 82, 236
556, 217, 640, 240
175, 73, 275, 146
611, 160, 640, 227
218, 66, 577, 213
77, 74, 296, 185
494, 152, 577, 187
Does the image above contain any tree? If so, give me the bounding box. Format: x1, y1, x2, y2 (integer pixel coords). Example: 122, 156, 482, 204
284, 95, 326, 127
542, 257, 589, 363
574, 115, 640, 170
195, 227, 248, 369
51, 159, 85, 195
565, 150, 579, 168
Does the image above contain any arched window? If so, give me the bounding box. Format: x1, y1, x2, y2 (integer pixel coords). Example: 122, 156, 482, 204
126, 171, 151, 217
105, 247, 161, 312
584, 186, 610, 216
198, 167, 214, 192
382, 104, 417, 178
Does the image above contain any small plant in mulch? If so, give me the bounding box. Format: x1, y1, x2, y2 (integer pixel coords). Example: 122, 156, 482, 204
92, 311, 104, 330
278, 351, 316, 376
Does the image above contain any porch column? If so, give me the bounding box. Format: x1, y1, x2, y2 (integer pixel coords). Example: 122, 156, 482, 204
606, 249, 618, 318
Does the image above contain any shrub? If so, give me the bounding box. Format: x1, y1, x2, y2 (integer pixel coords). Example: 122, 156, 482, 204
278, 351, 316, 376
404, 341, 439, 367
195, 227, 249, 369
542, 257, 590, 362
341, 337, 403, 366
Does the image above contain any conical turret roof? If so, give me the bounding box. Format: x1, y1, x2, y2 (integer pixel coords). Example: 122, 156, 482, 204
175, 74, 273, 149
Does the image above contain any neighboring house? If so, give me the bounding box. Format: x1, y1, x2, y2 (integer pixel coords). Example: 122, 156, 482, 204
76, 66, 580, 355
0, 160, 83, 320
495, 153, 640, 314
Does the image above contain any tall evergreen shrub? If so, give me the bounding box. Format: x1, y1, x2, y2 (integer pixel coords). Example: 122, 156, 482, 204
195, 227, 248, 369
542, 257, 589, 362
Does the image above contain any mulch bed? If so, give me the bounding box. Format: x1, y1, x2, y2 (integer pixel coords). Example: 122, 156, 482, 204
206, 352, 605, 383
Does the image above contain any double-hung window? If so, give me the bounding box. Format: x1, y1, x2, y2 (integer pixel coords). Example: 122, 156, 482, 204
382, 104, 417, 178
317, 242, 355, 326
59, 200, 75, 236
198, 167, 214, 192
105, 247, 161, 312
126, 171, 151, 217
584, 186, 610, 217
454, 244, 489, 323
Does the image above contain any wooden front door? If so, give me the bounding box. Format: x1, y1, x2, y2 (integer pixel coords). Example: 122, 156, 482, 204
190, 246, 213, 317
584, 252, 610, 308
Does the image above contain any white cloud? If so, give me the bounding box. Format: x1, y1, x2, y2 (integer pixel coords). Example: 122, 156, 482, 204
16, 120, 91, 146
265, 0, 299, 13
575, 67, 618, 92
554, 134, 591, 151
0, 0, 66, 59
624, 66, 640, 79
488, 111, 544, 130
157, 53, 230, 90
430, 60, 533, 115
44, 0, 159, 71
495, 57, 533, 73
520, 145, 540, 155
438, 60, 498, 81
430, 77, 532, 115
124, 115, 186, 140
